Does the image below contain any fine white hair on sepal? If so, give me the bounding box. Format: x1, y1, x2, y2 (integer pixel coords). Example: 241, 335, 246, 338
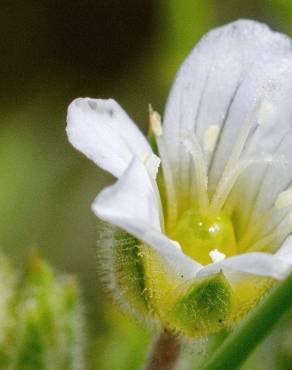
96, 220, 155, 325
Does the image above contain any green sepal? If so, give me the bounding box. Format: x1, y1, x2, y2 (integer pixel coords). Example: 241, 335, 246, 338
15, 307, 46, 370
61, 278, 84, 370
10, 252, 84, 370
97, 221, 149, 317
0, 255, 16, 368
170, 272, 232, 337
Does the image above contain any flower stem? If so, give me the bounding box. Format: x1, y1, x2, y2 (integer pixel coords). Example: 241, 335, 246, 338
144, 329, 181, 370
200, 273, 292, 370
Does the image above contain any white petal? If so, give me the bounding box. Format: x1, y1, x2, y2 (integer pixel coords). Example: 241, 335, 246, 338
162, 19, 292, 216
66, 98, 156, 177
276, 235, 292, 261
92, 157, 201, 279
198, 251, 292, 280
93, 157, 161, 230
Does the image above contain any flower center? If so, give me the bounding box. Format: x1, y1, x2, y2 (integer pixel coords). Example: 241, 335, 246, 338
169, 209, 237, 265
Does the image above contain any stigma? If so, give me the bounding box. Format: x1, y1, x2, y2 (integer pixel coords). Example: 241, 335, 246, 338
209, 249, 226, 263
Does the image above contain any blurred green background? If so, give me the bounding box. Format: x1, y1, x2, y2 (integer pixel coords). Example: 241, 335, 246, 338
1, 1, 292, 369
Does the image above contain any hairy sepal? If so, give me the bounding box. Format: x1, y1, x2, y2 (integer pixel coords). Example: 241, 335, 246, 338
169, 273, 232, 337
97, 221, 150, 318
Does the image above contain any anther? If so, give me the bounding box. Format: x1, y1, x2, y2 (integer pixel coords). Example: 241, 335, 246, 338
149, 105, 163, 137
257, 101, 275, 126
148, 105, 177, 226
203, 125, 220, 153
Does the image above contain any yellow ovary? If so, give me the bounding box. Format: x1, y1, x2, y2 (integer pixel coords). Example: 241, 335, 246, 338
169, 208, 237, 265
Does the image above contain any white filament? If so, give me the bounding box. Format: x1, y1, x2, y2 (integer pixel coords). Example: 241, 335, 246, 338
149, 107, 178, 226
247, 220, 292, 252
210, 154, 282, 215
238, 207, 275, 249
209, 97, 281, 215
257, 101, 275, 126
183, 134, 209, 214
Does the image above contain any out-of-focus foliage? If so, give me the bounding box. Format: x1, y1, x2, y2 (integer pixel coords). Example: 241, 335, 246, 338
0, 252, 84, 369
91, 305, 151, 370
1, 0, 292, 369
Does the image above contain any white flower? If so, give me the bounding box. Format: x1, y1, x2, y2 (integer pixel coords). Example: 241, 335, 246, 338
66, 20, 292, 337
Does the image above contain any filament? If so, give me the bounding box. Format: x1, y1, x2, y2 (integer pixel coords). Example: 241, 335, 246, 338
183, 134, 209, 215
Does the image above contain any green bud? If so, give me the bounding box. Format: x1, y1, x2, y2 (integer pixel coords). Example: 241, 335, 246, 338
0, 255, 16, 367
0, 251, 85, 370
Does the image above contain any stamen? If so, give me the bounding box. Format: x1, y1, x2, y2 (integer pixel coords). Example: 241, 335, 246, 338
257, 101, 275, 126
221, 100, 263, 174
211, 99, 272, 214
183, 134, 209, 214
209, 249, 226, 263
149, 105, 163, 137
247, 214, 292, 252
143, 153, 165, 231
238, 207, 275, 250
275, 188, 292, 209
203, 125, 220, 153
210, 154, 284, 215
149, 106, 178, 226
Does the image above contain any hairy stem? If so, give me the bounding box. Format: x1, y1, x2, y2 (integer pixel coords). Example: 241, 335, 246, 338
144, 329, 181, 370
